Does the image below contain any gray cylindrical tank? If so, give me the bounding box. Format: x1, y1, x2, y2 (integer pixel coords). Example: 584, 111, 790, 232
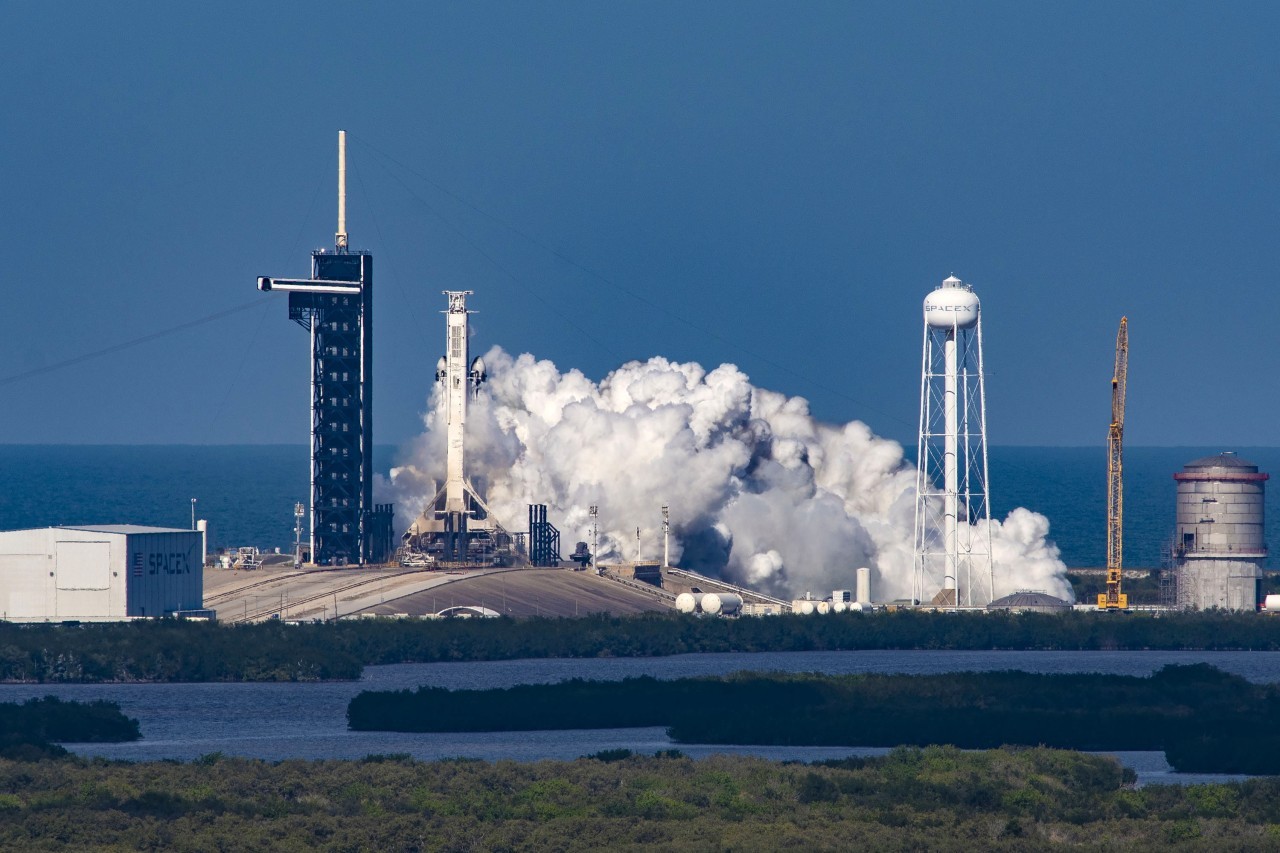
701, 593, 742, 616
1175, 453, 1267, 557
675, 592, 699, 614
1174, 452, 1268, 611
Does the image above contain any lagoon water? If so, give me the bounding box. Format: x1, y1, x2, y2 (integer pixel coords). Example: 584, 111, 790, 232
2, 649, 1274, 785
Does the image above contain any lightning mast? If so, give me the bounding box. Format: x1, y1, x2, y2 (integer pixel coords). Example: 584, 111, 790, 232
1099, 318, 1129, 610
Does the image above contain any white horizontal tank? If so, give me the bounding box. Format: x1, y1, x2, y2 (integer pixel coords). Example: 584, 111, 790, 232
700, 593, 742, 616
674, 592, 699, 614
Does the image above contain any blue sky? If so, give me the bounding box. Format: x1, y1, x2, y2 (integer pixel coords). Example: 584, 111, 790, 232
1, 2, 1276, 447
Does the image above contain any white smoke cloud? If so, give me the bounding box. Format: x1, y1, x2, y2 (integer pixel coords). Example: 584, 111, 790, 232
378, 347, 1073, 603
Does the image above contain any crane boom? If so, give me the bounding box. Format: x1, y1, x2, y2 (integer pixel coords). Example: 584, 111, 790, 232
1099, 317, 1129, 610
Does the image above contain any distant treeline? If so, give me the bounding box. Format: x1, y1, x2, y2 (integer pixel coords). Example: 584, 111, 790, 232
0, 697, 139, 760
5, 609, 1280, 682
4, 747, 1280, 848
349, 664, 1280, 774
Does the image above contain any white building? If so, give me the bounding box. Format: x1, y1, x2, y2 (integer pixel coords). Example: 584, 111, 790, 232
0, 525, 203, 622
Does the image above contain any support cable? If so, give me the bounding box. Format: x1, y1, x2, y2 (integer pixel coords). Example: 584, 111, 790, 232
0, 297, 275, 389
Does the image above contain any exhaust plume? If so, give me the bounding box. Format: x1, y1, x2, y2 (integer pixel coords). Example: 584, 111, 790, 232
380, 347, 1072, 603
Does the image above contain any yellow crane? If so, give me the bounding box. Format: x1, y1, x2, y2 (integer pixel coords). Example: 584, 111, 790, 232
1099, 317, 1129, 610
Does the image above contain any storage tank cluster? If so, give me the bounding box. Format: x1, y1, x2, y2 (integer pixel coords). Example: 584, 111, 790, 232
1172, 453, 1268, 611
675, 591, 743, 617
791, 570, 875, 614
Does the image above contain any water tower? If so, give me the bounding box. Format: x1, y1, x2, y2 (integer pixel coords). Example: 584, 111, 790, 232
913, 275, 994, 606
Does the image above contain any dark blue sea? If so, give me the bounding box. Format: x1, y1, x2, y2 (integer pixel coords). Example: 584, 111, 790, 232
0, 445, 1277, 568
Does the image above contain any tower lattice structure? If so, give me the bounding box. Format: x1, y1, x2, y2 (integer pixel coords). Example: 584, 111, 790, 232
913, 275, 994, 607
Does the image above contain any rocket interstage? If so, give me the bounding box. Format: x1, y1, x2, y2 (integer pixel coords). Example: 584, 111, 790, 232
913, 275, 994, 607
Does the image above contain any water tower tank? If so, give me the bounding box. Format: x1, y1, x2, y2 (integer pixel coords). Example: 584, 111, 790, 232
1173, 452, 1267, 611
923, 276, 980, 330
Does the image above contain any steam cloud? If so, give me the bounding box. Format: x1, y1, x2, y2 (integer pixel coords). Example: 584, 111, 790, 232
379, 347, 1072, 603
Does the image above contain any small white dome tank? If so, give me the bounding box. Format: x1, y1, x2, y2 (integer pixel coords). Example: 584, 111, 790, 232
701, 593, 742, 616
924, 276, 979, 330
798, 600, 816, 616
675, 592, 699, 614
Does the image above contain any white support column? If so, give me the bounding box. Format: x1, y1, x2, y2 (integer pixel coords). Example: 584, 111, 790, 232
662, 505, 670, 568
943, 329, 958, 597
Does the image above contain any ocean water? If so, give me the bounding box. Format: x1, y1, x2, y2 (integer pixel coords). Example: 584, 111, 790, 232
0, 445, 395, 554
1, 445, 1277, 568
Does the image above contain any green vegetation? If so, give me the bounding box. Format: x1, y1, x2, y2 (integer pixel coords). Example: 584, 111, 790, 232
349, 664, 1280, 774
0, 697, 139, 760
2, 747, 1280, 850
6, 609, 1280, 683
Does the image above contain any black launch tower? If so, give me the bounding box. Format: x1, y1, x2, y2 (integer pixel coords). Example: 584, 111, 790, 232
257, 132, 393, 565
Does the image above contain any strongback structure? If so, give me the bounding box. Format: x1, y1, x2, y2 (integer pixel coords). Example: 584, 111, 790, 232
913, 275, 994, 607
1173, 452, 1267, 611
401, 291, 514, 565
257, 131, 393, 566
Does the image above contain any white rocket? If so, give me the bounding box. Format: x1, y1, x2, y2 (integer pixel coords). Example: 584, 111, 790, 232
400, 291, 504, 563
438, 291, 486, 514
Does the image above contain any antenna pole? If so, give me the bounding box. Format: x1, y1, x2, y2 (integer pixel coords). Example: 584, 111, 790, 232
336, 130, 348, 251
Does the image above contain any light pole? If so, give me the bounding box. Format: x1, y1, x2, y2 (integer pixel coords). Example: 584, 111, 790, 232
294, 502, 305, 569
589, 505, 599, 574
661, 505, 670, 568
190, 498, 197, 530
